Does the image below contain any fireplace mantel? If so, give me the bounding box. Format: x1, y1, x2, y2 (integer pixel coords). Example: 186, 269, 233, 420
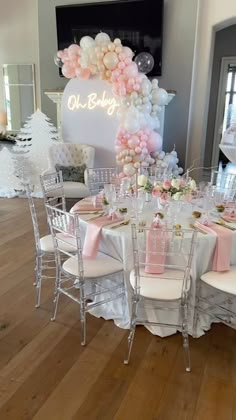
45, 89, 175, 140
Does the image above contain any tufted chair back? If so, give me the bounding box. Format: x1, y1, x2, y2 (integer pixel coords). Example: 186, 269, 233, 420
49, 143, 95, 170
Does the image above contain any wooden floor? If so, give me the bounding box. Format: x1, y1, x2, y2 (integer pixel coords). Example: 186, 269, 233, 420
1, 198, 236, 420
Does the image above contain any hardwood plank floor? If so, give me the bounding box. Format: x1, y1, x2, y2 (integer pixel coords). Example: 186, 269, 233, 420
0, 197, 236, 419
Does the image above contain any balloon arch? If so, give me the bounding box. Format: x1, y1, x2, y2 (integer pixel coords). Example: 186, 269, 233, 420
56, 32, 180, 177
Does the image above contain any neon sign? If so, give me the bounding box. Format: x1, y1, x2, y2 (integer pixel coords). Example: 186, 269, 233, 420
67, 91, 120, 116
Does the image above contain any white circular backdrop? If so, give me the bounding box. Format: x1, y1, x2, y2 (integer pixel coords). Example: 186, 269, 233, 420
61, 78, 120, 167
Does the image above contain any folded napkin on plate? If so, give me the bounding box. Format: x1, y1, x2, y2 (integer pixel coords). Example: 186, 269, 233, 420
71, 196, 103, 212
222, 210, 236, 222
145, 222, 169, 274
83, 214, 123, 258
195, 221, 233, 271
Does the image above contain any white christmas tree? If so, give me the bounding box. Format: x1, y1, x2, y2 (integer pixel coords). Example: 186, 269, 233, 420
16, 109, 58, 196
0, 147, 22, 197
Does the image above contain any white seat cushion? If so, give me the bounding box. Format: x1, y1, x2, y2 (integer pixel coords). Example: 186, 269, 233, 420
63, 181, 90, 198
130, 268, 185, 300
40, 233, 76, 253
201, 265, 236, 295
62, 252, 123, 278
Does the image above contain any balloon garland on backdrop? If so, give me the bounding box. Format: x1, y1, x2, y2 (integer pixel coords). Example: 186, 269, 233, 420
55, 32, 180, 177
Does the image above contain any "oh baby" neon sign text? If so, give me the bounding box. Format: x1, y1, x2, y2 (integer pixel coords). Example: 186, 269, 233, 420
67, 91, 120, 116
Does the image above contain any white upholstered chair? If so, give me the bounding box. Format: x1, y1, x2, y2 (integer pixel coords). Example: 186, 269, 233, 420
44, 143, 95, 199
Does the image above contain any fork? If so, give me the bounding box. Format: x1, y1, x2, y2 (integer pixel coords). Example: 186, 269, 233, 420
110, 220, 130, 229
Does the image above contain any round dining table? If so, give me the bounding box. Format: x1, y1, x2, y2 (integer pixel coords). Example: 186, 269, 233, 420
70, 197, 236, 337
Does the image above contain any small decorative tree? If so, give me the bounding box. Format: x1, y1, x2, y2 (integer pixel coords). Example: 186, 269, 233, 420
15, 109, 58, 196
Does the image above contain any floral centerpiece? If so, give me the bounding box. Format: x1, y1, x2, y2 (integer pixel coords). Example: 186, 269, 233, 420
138, 174, 197, 201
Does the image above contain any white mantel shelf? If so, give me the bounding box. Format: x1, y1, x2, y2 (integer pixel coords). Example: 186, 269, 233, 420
44, 89, 176, 139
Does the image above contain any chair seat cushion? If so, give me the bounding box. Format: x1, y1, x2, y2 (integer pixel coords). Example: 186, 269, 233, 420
63, 252, 123, 278
201, 265, 236, 294
40, 233, 76, 253
130, 268, 185, 300
63, 182, 90, 198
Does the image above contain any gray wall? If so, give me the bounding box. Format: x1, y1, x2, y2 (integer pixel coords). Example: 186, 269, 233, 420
159, 0, 198, 166
38, 0, 198, 167
204, 24, 236, 166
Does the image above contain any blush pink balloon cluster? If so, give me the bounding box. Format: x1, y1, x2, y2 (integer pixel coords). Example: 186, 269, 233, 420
115, 128, 162, 177
56, 32, 169, 176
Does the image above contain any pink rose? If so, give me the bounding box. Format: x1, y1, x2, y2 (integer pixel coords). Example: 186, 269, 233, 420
180, 179, 187, 187
152, 188, 161, 197
162, 180, 171, 190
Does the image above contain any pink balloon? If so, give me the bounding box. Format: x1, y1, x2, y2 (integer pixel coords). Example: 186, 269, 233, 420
123, 63, 138, 78
123, 46, 133, 58
119, 53, 126, 61
113, 69, 120, 78
62, 65, 75, 78
57, 50, 64, 59
119, 172, 125, 179
68, 44, 80, 57
125, 57, 132, 65
78, 67, 91, 80
140, 141, 147, 148
118, 61, 125, 70
118, 85, 126, 96
147, 131, 162, 153
135, 147, 141, 154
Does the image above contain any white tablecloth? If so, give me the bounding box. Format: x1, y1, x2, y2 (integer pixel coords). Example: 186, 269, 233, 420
73, 201, 236, 337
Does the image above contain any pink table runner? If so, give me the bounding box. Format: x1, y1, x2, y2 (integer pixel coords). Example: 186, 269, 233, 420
82, 214, 123, 258
195, 221, 233, 271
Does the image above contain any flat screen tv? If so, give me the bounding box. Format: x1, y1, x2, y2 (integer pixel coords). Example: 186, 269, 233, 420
56, 0, 164, 77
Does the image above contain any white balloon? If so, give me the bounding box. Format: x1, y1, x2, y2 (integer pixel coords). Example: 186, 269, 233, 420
130, 92, 138, 101
141, 79, 152, 96
95, 32, 111, 45
141, 102, 152, 114
124, 118, 140, 133
163, 154, 177, 169
178, 167, 184, 174
152, 88, 168, 106
152, 79, 159, 88
123, 163, 136, 177
159, 151, 166, 159
80, 36, 95, 50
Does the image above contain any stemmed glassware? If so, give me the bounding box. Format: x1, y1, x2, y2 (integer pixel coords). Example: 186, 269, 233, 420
103, 183, 117, 216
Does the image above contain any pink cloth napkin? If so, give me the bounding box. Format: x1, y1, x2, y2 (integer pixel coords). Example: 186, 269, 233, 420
71, 196, 103, 212
195, 221, 233, 271
145, 223, 169, 275
82, 214, 123, 258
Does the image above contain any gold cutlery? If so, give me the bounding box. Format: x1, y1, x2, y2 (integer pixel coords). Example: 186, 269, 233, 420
189, 224, 207, 235
110, 220, 130, 229
88, 213, 105, 221
214, 220, 236, 231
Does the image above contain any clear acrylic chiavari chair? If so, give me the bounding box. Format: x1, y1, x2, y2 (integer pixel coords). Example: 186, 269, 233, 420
85, 167, 118, 195
45, 204, 126, 346
40, 171, 66, 211
210, 170, 236, 203
124, 224, 197, 372
26, 184, 56, 308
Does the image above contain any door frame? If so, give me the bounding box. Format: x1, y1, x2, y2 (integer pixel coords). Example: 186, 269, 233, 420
212, 56, 236, 167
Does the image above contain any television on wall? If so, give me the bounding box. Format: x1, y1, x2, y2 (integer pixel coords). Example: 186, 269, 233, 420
56, 0, 164, 77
